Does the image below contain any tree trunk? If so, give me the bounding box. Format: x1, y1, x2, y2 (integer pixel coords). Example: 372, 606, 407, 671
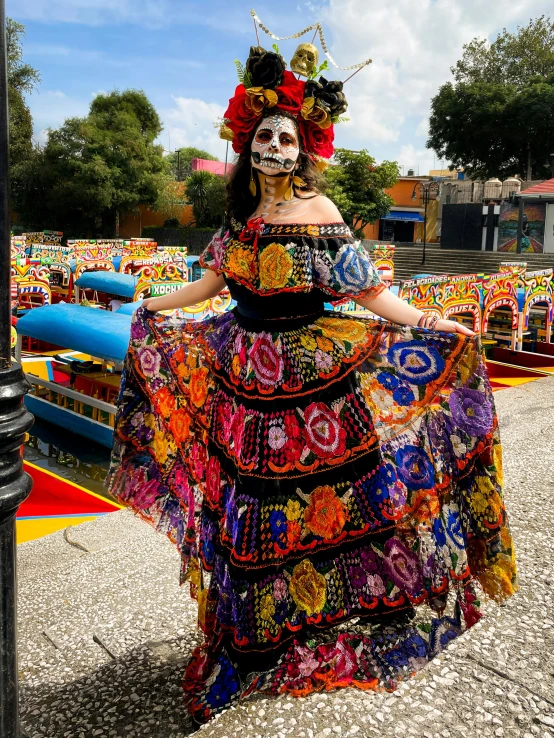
115, 209, 120, 237
526, 146, 532, 182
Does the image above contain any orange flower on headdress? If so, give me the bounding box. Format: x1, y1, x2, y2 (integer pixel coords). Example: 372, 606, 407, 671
245, 87, 278, 115
301, 97, 332, 129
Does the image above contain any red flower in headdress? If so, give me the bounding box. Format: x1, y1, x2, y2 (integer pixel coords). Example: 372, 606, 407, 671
275, 71, 305, 116
300, 120, 335, 160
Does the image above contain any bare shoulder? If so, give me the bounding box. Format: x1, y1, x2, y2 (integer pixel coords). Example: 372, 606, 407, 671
299, 194, 344, 224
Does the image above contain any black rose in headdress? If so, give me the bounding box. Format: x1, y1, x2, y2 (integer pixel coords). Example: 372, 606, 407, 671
245, 46, 286, 89
305, 77, 348, 118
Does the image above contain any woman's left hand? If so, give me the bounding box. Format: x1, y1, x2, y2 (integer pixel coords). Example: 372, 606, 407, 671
435, 319, 476, 336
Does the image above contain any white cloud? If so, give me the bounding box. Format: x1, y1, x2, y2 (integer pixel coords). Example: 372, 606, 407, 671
158, 96, 229, 160
28, 90, 90, 144
319, 0, 553, 166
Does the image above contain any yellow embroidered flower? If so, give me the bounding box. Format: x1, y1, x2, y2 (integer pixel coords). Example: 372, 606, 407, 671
289, 558, 327, 616
300, 332, 318, 352
259, 593, 276, 621
306, 225, 320, 237
285, 499, 302, 521
469, 490, 489, 516
259, 242, 293, 289
317, 316, 366, 343
493, 444, 504, 487
227, 245, 256, 281
316, 335, 334, 352
231, 354, 242, 377
144, 413, 157, 430
152, 430, 168, 464
476, 475, 495, 496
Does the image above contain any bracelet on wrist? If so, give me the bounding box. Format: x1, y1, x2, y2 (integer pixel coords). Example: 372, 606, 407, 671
417, 313, 439, 330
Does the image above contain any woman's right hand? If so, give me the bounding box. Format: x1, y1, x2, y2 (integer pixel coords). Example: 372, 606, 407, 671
141, 299, 157, 313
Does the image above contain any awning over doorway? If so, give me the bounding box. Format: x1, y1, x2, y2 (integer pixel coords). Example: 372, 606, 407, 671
382, 211, 425, 222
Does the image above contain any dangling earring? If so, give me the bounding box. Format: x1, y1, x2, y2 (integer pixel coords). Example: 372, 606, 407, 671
284, 171, 294, 201
285, 169, 306, 201
249, 167, 257, 197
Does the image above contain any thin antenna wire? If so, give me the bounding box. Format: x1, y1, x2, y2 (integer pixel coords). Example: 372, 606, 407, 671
343, 63, 368, 85
311, 29, 317, 44
253, 16, 260, 45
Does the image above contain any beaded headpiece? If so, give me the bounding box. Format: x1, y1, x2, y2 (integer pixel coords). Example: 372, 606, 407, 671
220, 10, 372, 161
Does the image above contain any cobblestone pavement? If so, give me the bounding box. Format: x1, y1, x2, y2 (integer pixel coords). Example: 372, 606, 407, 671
18, 377, 554, 738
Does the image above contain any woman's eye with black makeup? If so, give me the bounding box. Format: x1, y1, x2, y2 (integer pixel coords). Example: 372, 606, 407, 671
256, 130, 272, 142
280, 134, 295, 146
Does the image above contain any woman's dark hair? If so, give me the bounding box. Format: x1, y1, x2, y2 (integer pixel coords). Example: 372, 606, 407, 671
226, 112, 323, 225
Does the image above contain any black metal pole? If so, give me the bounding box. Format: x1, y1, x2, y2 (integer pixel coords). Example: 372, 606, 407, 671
0, 1, 34, 736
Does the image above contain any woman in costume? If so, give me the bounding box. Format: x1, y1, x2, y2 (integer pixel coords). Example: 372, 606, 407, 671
109, 37, 517, 726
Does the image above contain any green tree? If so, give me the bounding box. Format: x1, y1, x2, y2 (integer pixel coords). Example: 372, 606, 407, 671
166, 147, 218, 180
428, 74, 554, 181
16, 90, 168, 235
185, 170, 226, 228
6, 19, 40, 210
325, 150, 399, 237
452, 16, 554, 88
429, 18, 554, 181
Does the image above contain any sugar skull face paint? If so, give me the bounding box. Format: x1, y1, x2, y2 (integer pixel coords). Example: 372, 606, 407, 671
251, 115, 300, 176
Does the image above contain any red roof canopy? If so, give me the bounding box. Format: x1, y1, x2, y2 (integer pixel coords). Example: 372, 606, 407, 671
520, 178, 554, 197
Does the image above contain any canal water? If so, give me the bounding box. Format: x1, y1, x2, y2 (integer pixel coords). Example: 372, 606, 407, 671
24, 416, 112, 499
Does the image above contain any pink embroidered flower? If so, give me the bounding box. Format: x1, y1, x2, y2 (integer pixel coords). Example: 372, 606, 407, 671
138, 346, 161, 378
295, 644, 320, 677
319, 634, 358, 681
205, 456, 222, 505
229, 404, 246, 456
367, 574, 386, 597
273, 578, 288, 600
314, 349, 333, 371
133, 478, 160, 510
303, 402, 346, 459
268, 424, 287, 450
249, 334, 283, 386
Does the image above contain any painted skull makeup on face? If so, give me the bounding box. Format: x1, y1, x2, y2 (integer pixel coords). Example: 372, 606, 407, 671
251, 115, 300, 176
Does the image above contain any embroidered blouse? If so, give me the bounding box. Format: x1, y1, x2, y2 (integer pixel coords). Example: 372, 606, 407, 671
198, 220, 386, 318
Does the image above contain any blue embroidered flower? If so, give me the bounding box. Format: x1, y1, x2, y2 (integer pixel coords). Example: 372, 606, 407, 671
269, 510, 287, 543
377, 372, 399, 390
429, 616, 461, 655
382, 646, 410, 669
395, 445, 435, 490
433, 516, 447, 547
331, 243, 374, 292
445, 508, 465, 548
387, 340, 445, 386
403, 633, 428, 660
392, 384, 415, 406
205, 653, 241, 709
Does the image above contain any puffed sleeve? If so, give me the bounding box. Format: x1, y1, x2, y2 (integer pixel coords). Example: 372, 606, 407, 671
311, 238, 387, 300
198, 227, 230, 273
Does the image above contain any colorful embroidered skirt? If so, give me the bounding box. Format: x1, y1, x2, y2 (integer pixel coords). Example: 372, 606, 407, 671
108, 306, 517, 723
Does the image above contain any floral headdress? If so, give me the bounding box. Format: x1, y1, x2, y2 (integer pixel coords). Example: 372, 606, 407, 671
220, 11, 372, 162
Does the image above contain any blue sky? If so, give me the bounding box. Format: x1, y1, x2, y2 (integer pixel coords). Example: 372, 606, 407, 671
9, 0, 553, 173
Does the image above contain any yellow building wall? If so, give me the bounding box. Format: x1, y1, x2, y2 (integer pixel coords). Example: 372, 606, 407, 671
362, 180, 439, 243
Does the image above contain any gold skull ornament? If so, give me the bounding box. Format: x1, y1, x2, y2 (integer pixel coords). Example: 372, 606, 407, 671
290, 43, 319, 77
